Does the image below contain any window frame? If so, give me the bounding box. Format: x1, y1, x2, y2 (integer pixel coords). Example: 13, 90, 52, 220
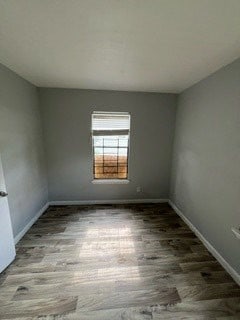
91, 111, 131, 183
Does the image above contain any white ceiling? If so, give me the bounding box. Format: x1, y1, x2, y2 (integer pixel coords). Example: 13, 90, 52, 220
0, 0, 240, 93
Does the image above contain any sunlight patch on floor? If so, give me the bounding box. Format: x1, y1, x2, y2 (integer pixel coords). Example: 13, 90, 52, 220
78, 226, 140, 281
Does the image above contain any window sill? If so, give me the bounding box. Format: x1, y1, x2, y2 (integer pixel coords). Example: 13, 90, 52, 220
92, 179, 130, 184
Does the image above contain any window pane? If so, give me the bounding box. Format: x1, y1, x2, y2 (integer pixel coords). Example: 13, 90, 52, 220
118, 166, 127, 173
104, 166, 118, 173
103, 138, 118, 147
94, 147, 103, 155
119, 137, 128, 147
93, 137, 103, 146
104, 147, 118, 155
119, 148, 128, 156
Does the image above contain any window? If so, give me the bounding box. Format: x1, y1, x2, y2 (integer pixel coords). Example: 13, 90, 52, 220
92, 112, 130, 180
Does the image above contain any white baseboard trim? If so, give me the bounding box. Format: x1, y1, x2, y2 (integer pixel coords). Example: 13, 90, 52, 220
49, 199, 168, 206
14, 202, 49, 244
168, 200, 240, 286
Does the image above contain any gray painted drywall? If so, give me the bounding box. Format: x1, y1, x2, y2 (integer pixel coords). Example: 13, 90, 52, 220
0, 63, 48, 237
170, 58, 240, 274
39, 89, 176, 201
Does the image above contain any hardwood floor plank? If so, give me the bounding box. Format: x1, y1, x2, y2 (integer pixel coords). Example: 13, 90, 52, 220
0, 297, 78, 318
178, 283, 240, 302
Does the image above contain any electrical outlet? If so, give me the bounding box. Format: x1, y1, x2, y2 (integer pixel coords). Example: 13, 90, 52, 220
136, 186, 141, 193
232, 227, 240, 239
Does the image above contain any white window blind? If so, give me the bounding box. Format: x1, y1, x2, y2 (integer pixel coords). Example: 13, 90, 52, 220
92, 112, 130, 180
92, 112, 130, 136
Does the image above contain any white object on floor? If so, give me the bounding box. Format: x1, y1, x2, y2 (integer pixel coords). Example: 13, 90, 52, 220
0, 153, 16, 273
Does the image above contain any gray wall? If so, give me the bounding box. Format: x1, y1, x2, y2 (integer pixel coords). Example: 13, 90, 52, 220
39, 89, 176, 201
0, 63, 48, 237
170, 58, 240, 274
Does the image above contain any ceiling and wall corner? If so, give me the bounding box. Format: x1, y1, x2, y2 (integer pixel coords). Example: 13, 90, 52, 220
0, 0, 240, 93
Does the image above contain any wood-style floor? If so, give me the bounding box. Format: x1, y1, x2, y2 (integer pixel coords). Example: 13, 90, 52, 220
0, 203, 239, 319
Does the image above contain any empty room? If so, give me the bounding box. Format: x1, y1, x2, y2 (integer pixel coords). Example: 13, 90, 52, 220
0, 0, 240, 319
